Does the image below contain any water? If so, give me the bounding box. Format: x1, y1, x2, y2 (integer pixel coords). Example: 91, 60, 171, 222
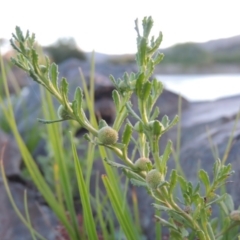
156, 74, 240, 102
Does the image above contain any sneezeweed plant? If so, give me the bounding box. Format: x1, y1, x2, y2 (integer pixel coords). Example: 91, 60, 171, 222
9, 16, 240, 239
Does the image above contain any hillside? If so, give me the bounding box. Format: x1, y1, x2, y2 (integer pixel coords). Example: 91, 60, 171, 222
104, 35, 240, 74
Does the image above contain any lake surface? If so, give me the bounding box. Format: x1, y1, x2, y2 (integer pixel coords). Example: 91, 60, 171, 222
156, 74, 240, 102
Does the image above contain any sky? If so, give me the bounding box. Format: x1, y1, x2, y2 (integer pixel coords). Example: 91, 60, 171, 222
1, 0, 240, 54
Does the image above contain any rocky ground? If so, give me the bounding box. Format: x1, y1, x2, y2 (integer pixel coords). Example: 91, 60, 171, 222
0, 58, 240, 239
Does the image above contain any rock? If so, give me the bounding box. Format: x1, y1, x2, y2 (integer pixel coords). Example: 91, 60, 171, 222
0, 180, 57, 240
0, 129, 21, 177
166, 95, 240, 206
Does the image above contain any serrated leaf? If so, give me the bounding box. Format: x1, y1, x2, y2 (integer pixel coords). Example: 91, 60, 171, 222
154, 215, 177, 230
122, 123, 132, 146
193, 204, 202, 220
210, 217, 219, 232
60, 77, 69, 104
134, 121, 144, 133
15, 26, 25, 42
135, 72, 144, 97
30, 51, 39, 74
161, 140, 172, 174
192, 193, 201, 204
143, 16, 153, 39
151, 120, 163, 137
187, 182, 193, 196
162, 115, 170, 128
150, 107, 160, 120
104, 158, 132, 171
213, 158, 221, 179
178, 175, 188, 192
199, 169, 210, 191
109, 75, 118, 88
152, 204, 172, 212
206, 194, 227, 206
169, 169, 177, 193
98, 119, 108, 129
122, 168, 146, 182
207, 222, 215, 239
183, 192, 191, 205
74, 87, 83, 109
112, 90, 121, 111
224, 194, 234, 212
50, 63, 59, 90
218, 200, 229, 215
138, 37, 147, 65
144, 141, 150, 158
154, 52, 164, 65
165, 115, 179, 131
193, 182, 200, 195
130, 179, 148, 187
83, 133, 91, 142
142, 81, 152, 101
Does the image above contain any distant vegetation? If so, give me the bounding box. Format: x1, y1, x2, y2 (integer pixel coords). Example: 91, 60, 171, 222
161, 40, 240, 66
161, 43, 211, 65
44, 38, 86, 64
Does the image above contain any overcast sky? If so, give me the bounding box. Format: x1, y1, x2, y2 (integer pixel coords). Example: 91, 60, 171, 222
1, 0, 239, 54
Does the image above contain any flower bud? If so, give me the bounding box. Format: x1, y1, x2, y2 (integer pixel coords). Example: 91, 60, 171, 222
134, 157, 152, 171
146, 169, 163, 189
230, 210, 240, 221
98, 126, 118, 145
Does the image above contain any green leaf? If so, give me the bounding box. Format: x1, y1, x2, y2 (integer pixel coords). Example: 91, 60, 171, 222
206, 194, 227, 206
142, 81, 152, 101
135, 72, 145, 97
165, 115, 179, 131
122, 123, 133, 146
144, 141, 150, 158
161, 140, 172, 174
104, 158, 132, 171
178, 175, 188, 192
122, 168, 146, 182
142, 16, 153, 39
150, 120, 163, 137
130, 179, 148, 187
60, 77, 69, 105
109, 74, 117, 87
210, 217, 219, 232
50, 63, 59, 90
224, 194, 234, 212
207, 222, 215, 239
98, 119, 108, 129
187, 182, 193, 196
154, 52, 164, 65
193, 182, 200, 195
74, 87, 83, 109
218, 200, 229, 215
150, 107, 160, 120
154, 215, 178, 230
138, 37, 147, 65
183, 192, 191, 205
112, 90, 121, 111
169, 169, 177, 193
199, 169, 210, 191
213, 158, 221, 179
161, 115, 170, 128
